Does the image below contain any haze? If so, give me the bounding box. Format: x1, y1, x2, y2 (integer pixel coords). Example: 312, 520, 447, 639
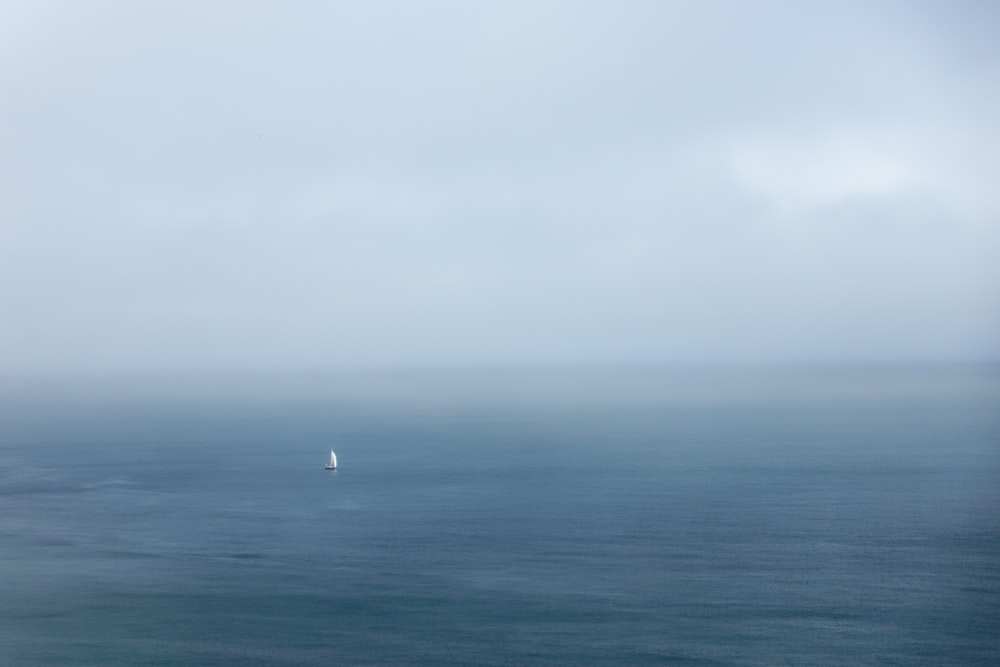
2, 1, 998, 374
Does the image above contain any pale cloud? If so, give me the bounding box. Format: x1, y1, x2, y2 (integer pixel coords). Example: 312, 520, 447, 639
726, 126, 998, 220
729, 137, 917, 212
1, 1, 998, 372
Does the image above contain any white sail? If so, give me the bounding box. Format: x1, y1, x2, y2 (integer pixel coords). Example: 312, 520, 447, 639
330, 450, 337, 469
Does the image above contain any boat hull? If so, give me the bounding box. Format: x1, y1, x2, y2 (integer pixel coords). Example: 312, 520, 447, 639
325, 465, 337, 470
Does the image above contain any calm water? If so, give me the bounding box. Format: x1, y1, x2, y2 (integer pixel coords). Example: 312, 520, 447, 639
1, 367, 998, 665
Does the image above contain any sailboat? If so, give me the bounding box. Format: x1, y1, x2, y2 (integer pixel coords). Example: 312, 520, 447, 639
325, 449, 338, 470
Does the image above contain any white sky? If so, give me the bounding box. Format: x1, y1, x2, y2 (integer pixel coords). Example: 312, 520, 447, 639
1, 0, 998, 373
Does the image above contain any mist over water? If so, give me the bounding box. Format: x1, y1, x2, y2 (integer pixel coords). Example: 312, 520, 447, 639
1, 365, 998, 665
4, 3, 998, 662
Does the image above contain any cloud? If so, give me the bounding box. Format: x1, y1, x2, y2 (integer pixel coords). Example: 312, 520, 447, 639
727, 126, 999, 220
729, 136, 918, 211
0, 1, 998, 372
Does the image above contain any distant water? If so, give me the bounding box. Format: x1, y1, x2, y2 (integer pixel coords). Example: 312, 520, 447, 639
1, 366, 998, 665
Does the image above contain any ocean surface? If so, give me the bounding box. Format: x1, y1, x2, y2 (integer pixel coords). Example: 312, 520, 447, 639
1, 366, 998, 666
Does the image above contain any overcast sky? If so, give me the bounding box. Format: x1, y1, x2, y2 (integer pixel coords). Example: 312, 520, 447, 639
1, 0, 998, 373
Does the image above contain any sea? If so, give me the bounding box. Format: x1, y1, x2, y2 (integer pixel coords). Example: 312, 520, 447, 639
1, 365, 998, 666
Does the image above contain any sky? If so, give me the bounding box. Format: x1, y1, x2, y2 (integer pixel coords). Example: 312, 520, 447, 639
1, 0, 998, 373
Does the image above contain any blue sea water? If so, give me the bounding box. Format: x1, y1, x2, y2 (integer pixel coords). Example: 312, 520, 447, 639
1, 366, 998, 665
